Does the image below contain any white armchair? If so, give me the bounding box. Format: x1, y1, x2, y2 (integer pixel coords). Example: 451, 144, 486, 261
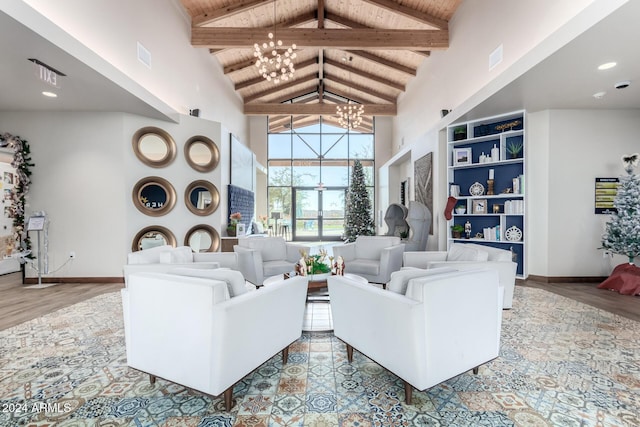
121, 272, 308, 410
331, 236, 405, 284
328, 269, 503, 404
233, 236, 310, 286
403, 243, 517, 309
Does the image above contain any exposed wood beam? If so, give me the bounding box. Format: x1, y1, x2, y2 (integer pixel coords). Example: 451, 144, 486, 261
324, 73, 397, 103
318, 78, 324, 102
235, 57, 318, 90
192, 28, 448, 50
244, 74, 319, 103
317, 0, 325, 29
270, 86, 321, 104
324, 87, 372, 105
245, 103, 396, 116
360, 0, 448, 30
346, 50, 417, 76
193, 0, 272, 26
324, 58, 405, 92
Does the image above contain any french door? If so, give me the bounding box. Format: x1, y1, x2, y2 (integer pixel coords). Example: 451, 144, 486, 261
293, 188, 346, 241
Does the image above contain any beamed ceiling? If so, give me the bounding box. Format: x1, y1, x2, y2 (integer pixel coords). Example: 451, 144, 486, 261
180, 0, 460, 132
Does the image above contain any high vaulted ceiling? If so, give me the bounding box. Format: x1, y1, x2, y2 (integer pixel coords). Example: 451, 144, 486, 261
180, 0, 460, 131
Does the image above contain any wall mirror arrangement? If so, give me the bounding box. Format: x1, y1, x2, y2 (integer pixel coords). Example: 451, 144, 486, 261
184, 135, 219, 172
185, 224, 220, 252
185, 180, 219, 216
132, 176, 176, 216
132, 225, 176, 251
132, 127, 177, 168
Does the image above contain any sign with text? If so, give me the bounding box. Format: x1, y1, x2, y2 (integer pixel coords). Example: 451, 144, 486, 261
595, 178, 619, 214
29, 58, 65, 88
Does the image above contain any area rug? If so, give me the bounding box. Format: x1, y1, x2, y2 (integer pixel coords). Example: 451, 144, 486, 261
1, 286, 639, 427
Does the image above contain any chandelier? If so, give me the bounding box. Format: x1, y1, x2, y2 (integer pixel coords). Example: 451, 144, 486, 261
253, 2, 297, 84
336, 103, 365, 130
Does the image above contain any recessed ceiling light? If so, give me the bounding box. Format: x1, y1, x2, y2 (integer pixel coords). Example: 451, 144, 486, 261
593, 91, 606, 99
598, 62, 617, 70
42, 91, 57, 98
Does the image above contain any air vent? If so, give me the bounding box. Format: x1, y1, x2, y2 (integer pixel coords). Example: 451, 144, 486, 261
137, 42, 151, 68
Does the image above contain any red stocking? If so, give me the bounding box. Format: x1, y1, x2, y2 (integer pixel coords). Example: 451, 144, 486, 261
444, 196, 457, 220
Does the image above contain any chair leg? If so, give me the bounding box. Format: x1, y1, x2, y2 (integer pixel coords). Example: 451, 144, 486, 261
404, 381, 413, 405
223, 387, 233, 411
346, 344, 354, 363
149, 374, 156, 385
473, 366, 479, 375
282, 346, 289, 364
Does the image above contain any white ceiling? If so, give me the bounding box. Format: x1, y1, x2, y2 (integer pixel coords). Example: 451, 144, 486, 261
0, 1, 638, 122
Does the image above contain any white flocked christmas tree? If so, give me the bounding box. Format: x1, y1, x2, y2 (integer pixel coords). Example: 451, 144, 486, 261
344, 159, 375, 242
601, 153, 640, 264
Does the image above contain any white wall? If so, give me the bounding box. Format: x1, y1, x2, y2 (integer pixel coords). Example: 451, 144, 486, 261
0, 111, 230, 279
528, 109, 640, 277
13, 0, 247, 140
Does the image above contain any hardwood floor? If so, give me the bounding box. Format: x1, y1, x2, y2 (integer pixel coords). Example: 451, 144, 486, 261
0, 272, 124, 330
1, 272, 638, 331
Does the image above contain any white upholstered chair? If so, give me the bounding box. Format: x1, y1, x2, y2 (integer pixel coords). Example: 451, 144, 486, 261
121, 272, 308, 410
233, 236, 310, 286
403, 243, 517, 309
331, 236, 405, 284
328, 269, 503, 404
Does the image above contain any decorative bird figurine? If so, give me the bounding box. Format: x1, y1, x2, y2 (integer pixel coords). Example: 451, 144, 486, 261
621, 153, 639, 174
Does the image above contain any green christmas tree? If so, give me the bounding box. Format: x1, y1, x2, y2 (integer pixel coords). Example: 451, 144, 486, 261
344, 159, 375, 242
601, 154, 640, 263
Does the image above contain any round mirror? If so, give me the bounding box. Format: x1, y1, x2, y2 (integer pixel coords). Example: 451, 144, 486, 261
132, 127, 177, 167
185, 224, 220, 253
184, 180, 219, 216
184, 135, 219, 172
133, 176, 176, 216
132, 226, 176, 251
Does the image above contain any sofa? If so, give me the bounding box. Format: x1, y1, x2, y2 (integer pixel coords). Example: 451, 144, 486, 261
328, 269, 503, 404
123, 245, 238, 286
331, 236, 405, 284
403, 243, 516, 309
121, 271, 308, 410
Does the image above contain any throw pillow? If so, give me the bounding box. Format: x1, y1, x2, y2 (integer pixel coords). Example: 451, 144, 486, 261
387, 267, 457, 294
447, 243, 489, 262
169, 267, 249, 297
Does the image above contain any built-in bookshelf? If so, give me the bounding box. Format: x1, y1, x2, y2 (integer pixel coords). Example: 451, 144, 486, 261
447, 111, 526, 278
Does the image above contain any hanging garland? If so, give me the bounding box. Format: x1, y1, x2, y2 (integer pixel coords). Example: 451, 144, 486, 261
0, 132, 34, 258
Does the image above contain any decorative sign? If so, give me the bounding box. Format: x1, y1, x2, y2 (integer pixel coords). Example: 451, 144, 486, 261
27, 216, 46, 231
595, 178, 619, 214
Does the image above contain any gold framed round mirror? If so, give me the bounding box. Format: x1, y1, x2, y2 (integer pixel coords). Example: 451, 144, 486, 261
132, 225, 177, 251
132, 127, 177, 168
184, 224, 220, 253
184, 180, 219, 216
184, 135, 219, 172
133, 176, 176, 216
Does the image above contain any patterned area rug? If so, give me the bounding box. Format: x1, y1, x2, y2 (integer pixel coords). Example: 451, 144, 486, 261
1, 286, 639, 426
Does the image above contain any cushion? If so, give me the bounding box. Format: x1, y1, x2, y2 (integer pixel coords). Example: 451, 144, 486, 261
465, 243, 512, 262
354, 236, 400, 260
447, 243, 489, 262
127, 245, 174, 264
242, 237, 287, 262
169, 267, 248, 297
253, 221, 264, 234
263, 260, 295, 277
346, 259, 380, 276
158, 246, 193, 264
387, 266, 457, 294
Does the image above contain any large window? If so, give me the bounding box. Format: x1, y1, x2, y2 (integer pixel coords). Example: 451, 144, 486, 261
268, 116, 375, 240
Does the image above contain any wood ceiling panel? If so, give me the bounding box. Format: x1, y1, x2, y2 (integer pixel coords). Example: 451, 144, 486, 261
180, 0, 460, 117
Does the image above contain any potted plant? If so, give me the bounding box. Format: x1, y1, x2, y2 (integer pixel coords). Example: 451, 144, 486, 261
507, 140, 523, 159
227, 212, 242, 236
451, 224, 464, 238
455, 204, 466, 214
296, 249, 332, 280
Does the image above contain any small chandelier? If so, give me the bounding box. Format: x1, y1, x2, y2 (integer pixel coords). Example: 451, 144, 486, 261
336, 103, 364, 130
253, 2, 297, 84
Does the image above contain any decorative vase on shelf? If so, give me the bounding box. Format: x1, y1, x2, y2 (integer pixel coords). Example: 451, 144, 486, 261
227, 227, 236, 237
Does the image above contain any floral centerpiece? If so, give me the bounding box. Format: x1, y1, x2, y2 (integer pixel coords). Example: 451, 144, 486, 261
227, 212, 242, 237
296, 249, 333, 280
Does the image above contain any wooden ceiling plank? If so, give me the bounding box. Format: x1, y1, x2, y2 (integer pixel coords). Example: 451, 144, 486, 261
193, 0, 272, 26
245, 103, 396, 116
317, 0, 325, 29
235, 57, 318, 90
324, 87, 372, 105
269, 86, 321, 104
244, 75, 318, 103
324, 57, 405, 91
192, 28, 448, 50
346, 50, 417, 76
360, 0, 449, 30
324, 73, 396, 103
